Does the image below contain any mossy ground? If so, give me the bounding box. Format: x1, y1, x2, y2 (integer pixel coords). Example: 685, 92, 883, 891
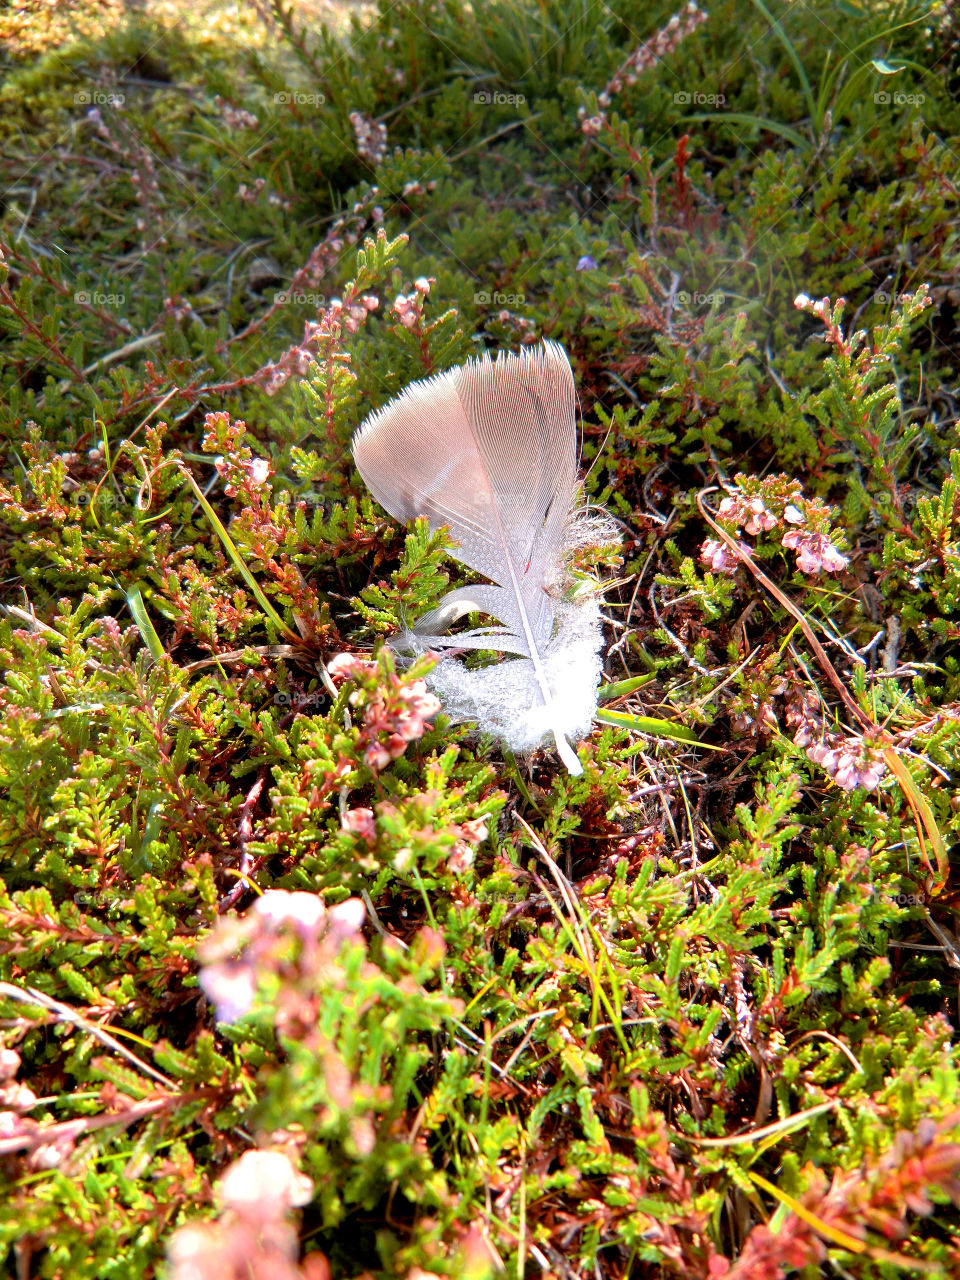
2, 1, 960, 1277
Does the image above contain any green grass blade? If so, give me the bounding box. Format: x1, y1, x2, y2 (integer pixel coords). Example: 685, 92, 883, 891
597, 674, 656, 701
748, 0, 815, 118
179, 466, 298, 643
595, 707, 718, 747
687, 111, 810, 151
125, 585, 166, 663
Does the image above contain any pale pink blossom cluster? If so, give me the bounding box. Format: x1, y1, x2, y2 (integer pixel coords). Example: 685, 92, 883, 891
287, 198, 380, 296
718, 493, 780, 534
349, 110, 387, 164
198, 890, 365, 1024
700, 537, 748, 575
330, 291, 379, 334
360, 677, 441, 770
705, 486, 848, 577
167, 1148, 322, 1280
237, 178, 266, 203
793, 292, 832, 320
237, 177, 291, 210
256, 290, 377, 395
257, 326, 321, 395
341, 806, 376, 843
400, 178, 436, 200
226, 191, 383, 388
214, 454, 271, 496
326, 651, 441, 772
781, 528, 849, 574
578, 1, 707, 135
492, 309, 538, 344
0, 1048, 74, 1171
340, 807, 488, 875
87, 104, 167, 247
216, 96, 259, 130
161, 294, 199, 324
786, 690, 887, 792
393, 276, 432, 329
0, 1050, 37, 1160
447, 815, 489, 874
816, 741, 886, 792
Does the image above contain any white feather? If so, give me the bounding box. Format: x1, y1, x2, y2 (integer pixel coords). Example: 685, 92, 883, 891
351, 340, 607, 774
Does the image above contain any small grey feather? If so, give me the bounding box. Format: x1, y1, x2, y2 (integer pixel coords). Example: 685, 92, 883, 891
351, 341, 608, 774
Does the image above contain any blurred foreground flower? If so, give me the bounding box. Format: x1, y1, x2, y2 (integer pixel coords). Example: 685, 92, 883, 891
167, 1148, 327, 1280
198, 890, 366, 1023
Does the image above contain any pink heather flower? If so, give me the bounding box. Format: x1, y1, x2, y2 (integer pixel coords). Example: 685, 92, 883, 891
0, 1114, 24, 1140
216, 97, 258, 130
342, 807, 376, 843
830, 746, 886, 792
700, 537, 744, 574
393, 680, 442, 739
364, 740, 396, 771
349, 111, 387, 164
459, 817, 489, 844
448, 841, 475, 874
253, 889, 327, 935
393, 293, 419, 329
805, 741, 833, 766
782, 529, 848, 574
199, 960, 257, 1022
783, 503, 804, 524
326, 652, 378, 681
325, 897, 366, 943
217, 1150, 313, 1214
795, 293, 829, 318
2, 1081, 36, 1109
742, 497, 777, 534
716, 495, 747, 527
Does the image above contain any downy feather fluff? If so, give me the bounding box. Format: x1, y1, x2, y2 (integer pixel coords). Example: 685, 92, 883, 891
351, 340, 607, 774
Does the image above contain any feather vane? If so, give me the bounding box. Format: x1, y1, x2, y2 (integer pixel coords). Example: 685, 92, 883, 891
351, 340, 604, 774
